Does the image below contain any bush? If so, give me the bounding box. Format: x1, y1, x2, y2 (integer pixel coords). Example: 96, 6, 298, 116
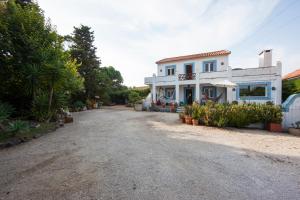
128, 91, 142, 105
187, 102, 283, 128
73, 100, 85, 111
32, 92, 50, 122
0, 101, 14, 123
8, 120, 30, 136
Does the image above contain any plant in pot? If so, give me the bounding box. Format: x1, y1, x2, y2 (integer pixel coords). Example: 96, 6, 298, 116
179, 112, 185, 123
191, 102, 201, 126
289, 121, 300, 136
184, 105, 193, 125
264, 105, 283, 132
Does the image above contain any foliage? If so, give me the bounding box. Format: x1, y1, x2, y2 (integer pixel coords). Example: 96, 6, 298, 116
0, 101, 14, 123
184, 105, 192, 117
282, 79, 300, 102
0, 0, 83, 121
186, 102, 283, 128
191, 102, 203, 120
128, 91, 142, 105
73, 101, 85, 111
8, 120, 29, 135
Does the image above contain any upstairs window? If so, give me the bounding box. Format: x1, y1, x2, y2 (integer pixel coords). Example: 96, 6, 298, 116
203, 61, 216, 72
166, 66, 176, 76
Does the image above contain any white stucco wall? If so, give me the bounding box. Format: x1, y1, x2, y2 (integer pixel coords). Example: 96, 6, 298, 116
157, 55, 229, 77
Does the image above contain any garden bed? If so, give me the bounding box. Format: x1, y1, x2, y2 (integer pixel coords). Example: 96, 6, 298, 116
0, 122, 56, 149
179, 101, 283, 132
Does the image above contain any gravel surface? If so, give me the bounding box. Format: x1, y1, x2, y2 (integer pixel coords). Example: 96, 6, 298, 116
0, 106, 300, 200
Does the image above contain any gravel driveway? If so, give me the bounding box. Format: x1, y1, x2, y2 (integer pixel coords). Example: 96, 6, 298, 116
1, 106, 300, 200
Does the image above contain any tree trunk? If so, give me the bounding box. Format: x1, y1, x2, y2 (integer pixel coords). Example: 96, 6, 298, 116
47, 86, 54, 122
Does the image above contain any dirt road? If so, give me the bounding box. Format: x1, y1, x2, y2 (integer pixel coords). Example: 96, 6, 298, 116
1, 107, 300, 200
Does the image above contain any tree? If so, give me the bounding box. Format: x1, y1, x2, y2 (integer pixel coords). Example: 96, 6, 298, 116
0, 0, 83, 121
69, 25, 101, 99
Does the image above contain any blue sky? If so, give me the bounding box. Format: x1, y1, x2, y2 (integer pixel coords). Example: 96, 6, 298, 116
38, 0, 300, 86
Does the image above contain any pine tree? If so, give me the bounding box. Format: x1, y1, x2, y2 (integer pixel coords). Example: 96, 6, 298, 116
70, 25, 101, 98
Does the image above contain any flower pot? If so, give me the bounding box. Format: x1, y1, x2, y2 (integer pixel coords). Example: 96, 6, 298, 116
267, 123, 282, 132
134, 103, 143, 111
185, 116, 192, 125
181, 117, 186, 123
288, 128, 300, 136
192, 119, 199, 126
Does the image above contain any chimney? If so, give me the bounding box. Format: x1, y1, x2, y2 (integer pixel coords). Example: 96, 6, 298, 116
259, 49, 272, 67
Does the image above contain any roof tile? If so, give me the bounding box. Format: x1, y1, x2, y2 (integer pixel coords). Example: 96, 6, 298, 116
156, 50, 231, 64
283, 69, 300, 80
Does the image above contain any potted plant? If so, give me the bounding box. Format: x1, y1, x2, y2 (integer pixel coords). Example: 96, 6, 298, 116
191, 103, 201, 126
179, 112, 185, 123
289, 121, 300, 136
134, 100, 143, 111
265, 105, 283, 132
184, 105, 192, 125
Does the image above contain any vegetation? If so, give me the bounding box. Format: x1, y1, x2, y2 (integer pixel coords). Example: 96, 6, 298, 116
182, 101, 283, 128
0, 1, 150, 145
282, 78, 300, 102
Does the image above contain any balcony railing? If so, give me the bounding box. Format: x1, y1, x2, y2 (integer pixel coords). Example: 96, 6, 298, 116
178, 73, 196, 81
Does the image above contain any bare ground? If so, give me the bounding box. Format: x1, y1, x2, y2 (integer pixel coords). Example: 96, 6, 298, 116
0, 106, 300, 200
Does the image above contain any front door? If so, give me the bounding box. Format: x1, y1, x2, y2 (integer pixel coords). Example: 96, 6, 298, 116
185, 88, 193, 105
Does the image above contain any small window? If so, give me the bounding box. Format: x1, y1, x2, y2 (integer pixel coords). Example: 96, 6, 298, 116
204, 62, 215, 72
239, 84, 267, 97
203, 87, 215, 98
166, 67, 175, 76
165, 88, 175, 99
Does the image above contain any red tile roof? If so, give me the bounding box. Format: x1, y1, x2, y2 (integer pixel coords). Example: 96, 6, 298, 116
156, 50, 231, 64
283, 69, 300, 80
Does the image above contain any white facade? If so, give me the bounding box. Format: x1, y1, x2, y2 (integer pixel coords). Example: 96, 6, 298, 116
144, 50, 282, 105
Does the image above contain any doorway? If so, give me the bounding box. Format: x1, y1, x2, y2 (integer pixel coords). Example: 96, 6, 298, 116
185, 64, 193, 80
185, 87, 194, 105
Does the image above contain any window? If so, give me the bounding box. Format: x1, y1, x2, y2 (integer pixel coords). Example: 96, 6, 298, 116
203, 61, 216, 72
239, 84, 267, 97
165, 88, 175, 99
203, 87, 215, 98
166, 66, 175, 76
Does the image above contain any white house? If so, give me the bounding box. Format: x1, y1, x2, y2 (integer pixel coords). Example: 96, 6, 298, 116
144, 49, 282, 105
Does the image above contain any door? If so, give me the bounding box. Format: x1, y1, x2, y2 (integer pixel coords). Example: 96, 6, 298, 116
185, 64, 193, 80
185, 88, 193, 105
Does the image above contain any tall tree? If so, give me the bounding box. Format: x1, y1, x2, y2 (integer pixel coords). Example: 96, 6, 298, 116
0, 0, 83, 120
69, 25, 101, 98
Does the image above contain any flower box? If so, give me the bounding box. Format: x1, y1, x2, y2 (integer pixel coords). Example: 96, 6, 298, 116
267, 123, 282, 132
288, 128, 300, 136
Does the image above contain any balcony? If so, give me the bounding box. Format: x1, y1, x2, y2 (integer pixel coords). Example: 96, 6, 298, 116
178, 73, 196, 81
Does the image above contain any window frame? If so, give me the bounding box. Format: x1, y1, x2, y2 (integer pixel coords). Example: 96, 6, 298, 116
203, 60, 217, 73
165, 65, 176, 76
237, 82, 271, 100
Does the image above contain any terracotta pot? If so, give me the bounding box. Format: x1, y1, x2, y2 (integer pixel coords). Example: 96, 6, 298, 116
185, 116, 192, 125
288, 128, 300, 136
192, 119, 199, 126
267, 123, 282, 132
181, 117, 186, 123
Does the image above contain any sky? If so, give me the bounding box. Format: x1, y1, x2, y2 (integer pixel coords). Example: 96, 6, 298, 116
38, 0, 300, 86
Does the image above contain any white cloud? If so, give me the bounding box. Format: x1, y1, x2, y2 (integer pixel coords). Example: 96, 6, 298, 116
38, 0, 280, 86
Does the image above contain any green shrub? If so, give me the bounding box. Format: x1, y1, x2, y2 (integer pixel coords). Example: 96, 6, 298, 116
0, 101, 14, 123
32, 92, 50, 122
73, 100, 85, 111
188, 102, 283, 128
128, 91, 142, 105
8, 120, 29, 136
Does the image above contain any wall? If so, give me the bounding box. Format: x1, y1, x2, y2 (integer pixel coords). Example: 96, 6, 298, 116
231, 66, 282, 105
282, 93, 300, 130
157, 55, 229, 77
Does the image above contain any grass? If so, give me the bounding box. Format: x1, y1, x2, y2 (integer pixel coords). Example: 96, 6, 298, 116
0, 122, 56, 143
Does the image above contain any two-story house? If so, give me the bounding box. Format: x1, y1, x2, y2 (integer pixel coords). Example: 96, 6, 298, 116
144, 49, 282, 105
